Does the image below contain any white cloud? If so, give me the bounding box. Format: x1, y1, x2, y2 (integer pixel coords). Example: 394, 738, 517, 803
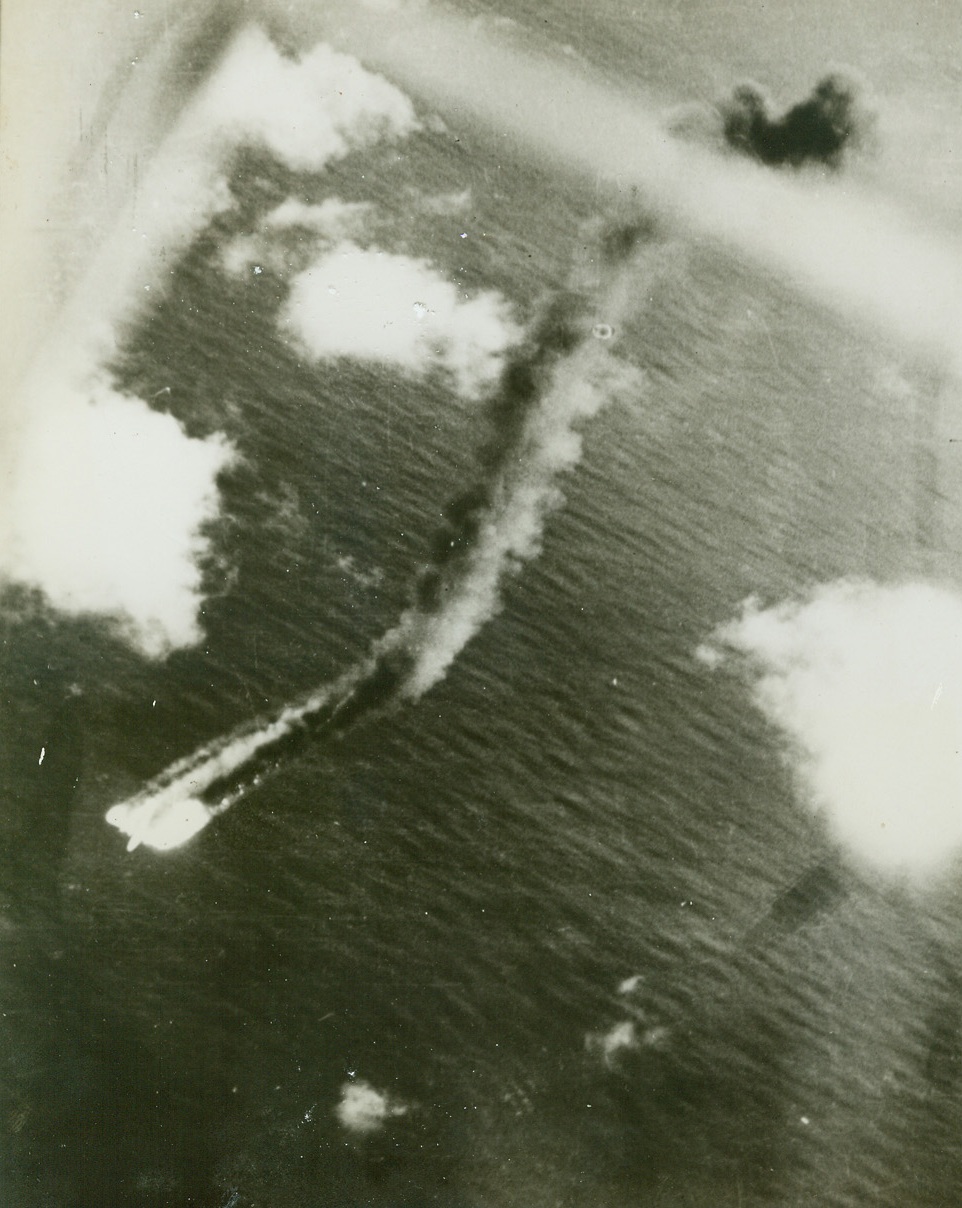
335, 1080, 407, 1135
220, 197, 374, 277
264, 197, 374, 235
280, 241, 520, 396
586, 1020, 639, 1067
198, 27, 418, 173
78, 29, 418, 314
702, 581, 962, 878
2, 379, 233, 657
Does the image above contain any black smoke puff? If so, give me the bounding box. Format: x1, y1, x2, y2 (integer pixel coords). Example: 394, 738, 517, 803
721, 71, 873, 168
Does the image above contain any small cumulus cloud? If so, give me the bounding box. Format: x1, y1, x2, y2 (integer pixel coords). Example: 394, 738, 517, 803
219, 234, 282, 278
263, 197, 374, 236
588, 1020, 639, 1066
334, 1080, 408, 1135
220, 197, 375, 277
585, 1018, 670, 1068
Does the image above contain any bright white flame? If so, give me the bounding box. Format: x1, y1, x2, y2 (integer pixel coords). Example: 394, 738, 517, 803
103, 681, 347, 851
107, 795, 215, 854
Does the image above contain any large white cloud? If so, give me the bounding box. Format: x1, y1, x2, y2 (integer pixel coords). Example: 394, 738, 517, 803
701, 580, 962, 878
197, 26, 418, 172
280, 241, 520, 396
2, 379, 234, 657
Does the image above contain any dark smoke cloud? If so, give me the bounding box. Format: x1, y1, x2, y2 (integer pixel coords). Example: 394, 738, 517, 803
721, 70, 875, 169
414, 288, 590, 613
411, 217, 656, 617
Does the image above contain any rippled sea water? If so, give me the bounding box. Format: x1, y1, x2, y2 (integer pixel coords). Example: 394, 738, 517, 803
3, 3, 962, 1206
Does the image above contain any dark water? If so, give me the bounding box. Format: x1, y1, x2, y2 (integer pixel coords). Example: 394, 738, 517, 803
3, 5, 962, 1206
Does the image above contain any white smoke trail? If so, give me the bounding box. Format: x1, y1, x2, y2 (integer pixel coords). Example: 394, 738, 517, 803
394, 337, 627, 699
105, 664, 366, 851
105, 251, 650, 852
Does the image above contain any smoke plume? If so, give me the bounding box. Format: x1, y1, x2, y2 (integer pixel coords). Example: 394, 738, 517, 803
721, 71, 875, 169
106, 219, 656, 852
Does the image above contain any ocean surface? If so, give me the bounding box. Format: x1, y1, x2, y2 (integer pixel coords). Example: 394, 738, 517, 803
2, 3, 962, 1205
